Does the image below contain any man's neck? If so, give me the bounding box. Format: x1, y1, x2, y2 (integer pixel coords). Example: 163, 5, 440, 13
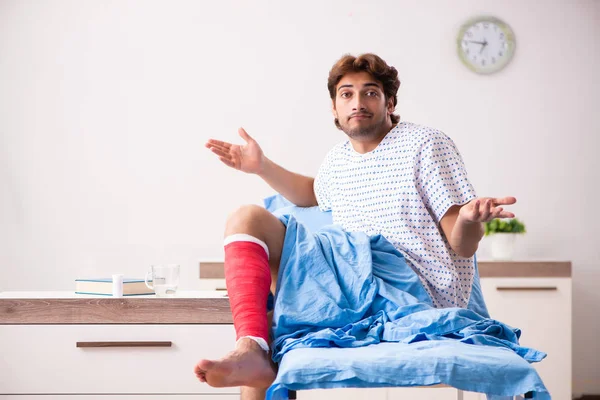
349, 121, 394, 154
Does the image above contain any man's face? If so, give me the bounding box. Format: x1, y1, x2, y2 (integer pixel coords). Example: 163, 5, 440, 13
333, 71, 393, 140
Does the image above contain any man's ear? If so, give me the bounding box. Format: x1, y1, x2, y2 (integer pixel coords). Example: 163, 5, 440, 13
386, 97, 394, 115
331, 99, 338, 118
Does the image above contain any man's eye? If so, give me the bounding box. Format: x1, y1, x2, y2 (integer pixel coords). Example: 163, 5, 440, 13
367, 91, 379, 97
341, 92, 351, 98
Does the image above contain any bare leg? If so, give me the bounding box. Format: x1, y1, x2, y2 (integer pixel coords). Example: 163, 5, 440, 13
194, 205, 285, 390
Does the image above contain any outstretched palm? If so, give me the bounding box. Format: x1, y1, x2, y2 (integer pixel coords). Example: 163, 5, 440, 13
459, 197, 517, 223
205, 128, 265, 174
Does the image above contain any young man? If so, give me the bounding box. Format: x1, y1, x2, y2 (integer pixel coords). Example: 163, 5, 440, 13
195, 53, 516, 399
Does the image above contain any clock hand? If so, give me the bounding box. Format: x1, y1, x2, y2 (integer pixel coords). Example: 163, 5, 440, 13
480, 39, 488, 54
466, 40, 486, 45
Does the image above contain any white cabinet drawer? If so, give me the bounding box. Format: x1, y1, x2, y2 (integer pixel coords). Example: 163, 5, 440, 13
0, 324, 239, 395
481, 277, 571, 400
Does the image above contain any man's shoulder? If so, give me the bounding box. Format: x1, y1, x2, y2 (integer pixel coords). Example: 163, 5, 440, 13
324, 139, 351, 159
317, 140, 349, 172
392, 121, 450, 144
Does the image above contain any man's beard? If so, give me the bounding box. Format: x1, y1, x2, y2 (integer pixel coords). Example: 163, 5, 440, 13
339, 114, 387, 140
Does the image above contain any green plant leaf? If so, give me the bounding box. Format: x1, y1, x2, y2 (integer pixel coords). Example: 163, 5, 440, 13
485, 218, 526, 235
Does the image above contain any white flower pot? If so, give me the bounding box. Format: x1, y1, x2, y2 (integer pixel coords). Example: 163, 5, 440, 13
489, 233, 518, 260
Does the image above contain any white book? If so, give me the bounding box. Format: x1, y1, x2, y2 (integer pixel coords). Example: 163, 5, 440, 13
75, 278, 154, 296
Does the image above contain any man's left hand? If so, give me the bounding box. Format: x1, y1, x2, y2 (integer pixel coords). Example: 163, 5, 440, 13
458, 197, 517, 224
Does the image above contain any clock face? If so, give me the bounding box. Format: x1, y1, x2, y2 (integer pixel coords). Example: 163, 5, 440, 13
457, 17, 516, 74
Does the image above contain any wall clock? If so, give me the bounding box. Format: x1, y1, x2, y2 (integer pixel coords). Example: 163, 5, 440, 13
457, 16, 516, 74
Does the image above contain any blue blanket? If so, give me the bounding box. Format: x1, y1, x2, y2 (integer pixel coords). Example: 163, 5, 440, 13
268, 215, 550, 399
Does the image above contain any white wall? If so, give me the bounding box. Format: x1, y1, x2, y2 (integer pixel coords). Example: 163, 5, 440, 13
1, 0, 598, 395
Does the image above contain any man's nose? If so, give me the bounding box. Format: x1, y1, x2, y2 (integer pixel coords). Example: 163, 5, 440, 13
352, 94, 367, 111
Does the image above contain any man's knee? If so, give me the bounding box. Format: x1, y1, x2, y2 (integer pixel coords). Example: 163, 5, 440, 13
225, 205, 284, 280
225, 204, 274, 235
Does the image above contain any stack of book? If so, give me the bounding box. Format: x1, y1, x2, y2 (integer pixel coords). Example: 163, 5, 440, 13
75, 278, 154, 296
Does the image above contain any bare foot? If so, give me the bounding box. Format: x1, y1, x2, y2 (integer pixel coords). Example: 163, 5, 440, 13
194, 338, 276, 388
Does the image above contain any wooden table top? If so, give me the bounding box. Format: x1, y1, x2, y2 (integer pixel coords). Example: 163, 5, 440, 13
0, 291, 232, 325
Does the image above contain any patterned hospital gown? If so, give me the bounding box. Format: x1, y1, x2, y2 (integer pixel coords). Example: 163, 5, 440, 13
314, 121, 478, 308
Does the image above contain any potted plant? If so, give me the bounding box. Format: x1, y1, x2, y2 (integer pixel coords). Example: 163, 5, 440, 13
484, 218, 526, 260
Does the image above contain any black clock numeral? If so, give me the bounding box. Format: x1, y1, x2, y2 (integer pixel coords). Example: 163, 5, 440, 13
491, 57, 496, 64
481, 59, 486, 66
467, 31, 473, 37
483, 23, 489, 29
499, 51, 504, 57
499, 32, 505, 39
465, 48, 470, 55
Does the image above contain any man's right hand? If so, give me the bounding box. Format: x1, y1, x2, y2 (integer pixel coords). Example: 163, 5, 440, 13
206, 127, 318, 207
205, 128, 265, 174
